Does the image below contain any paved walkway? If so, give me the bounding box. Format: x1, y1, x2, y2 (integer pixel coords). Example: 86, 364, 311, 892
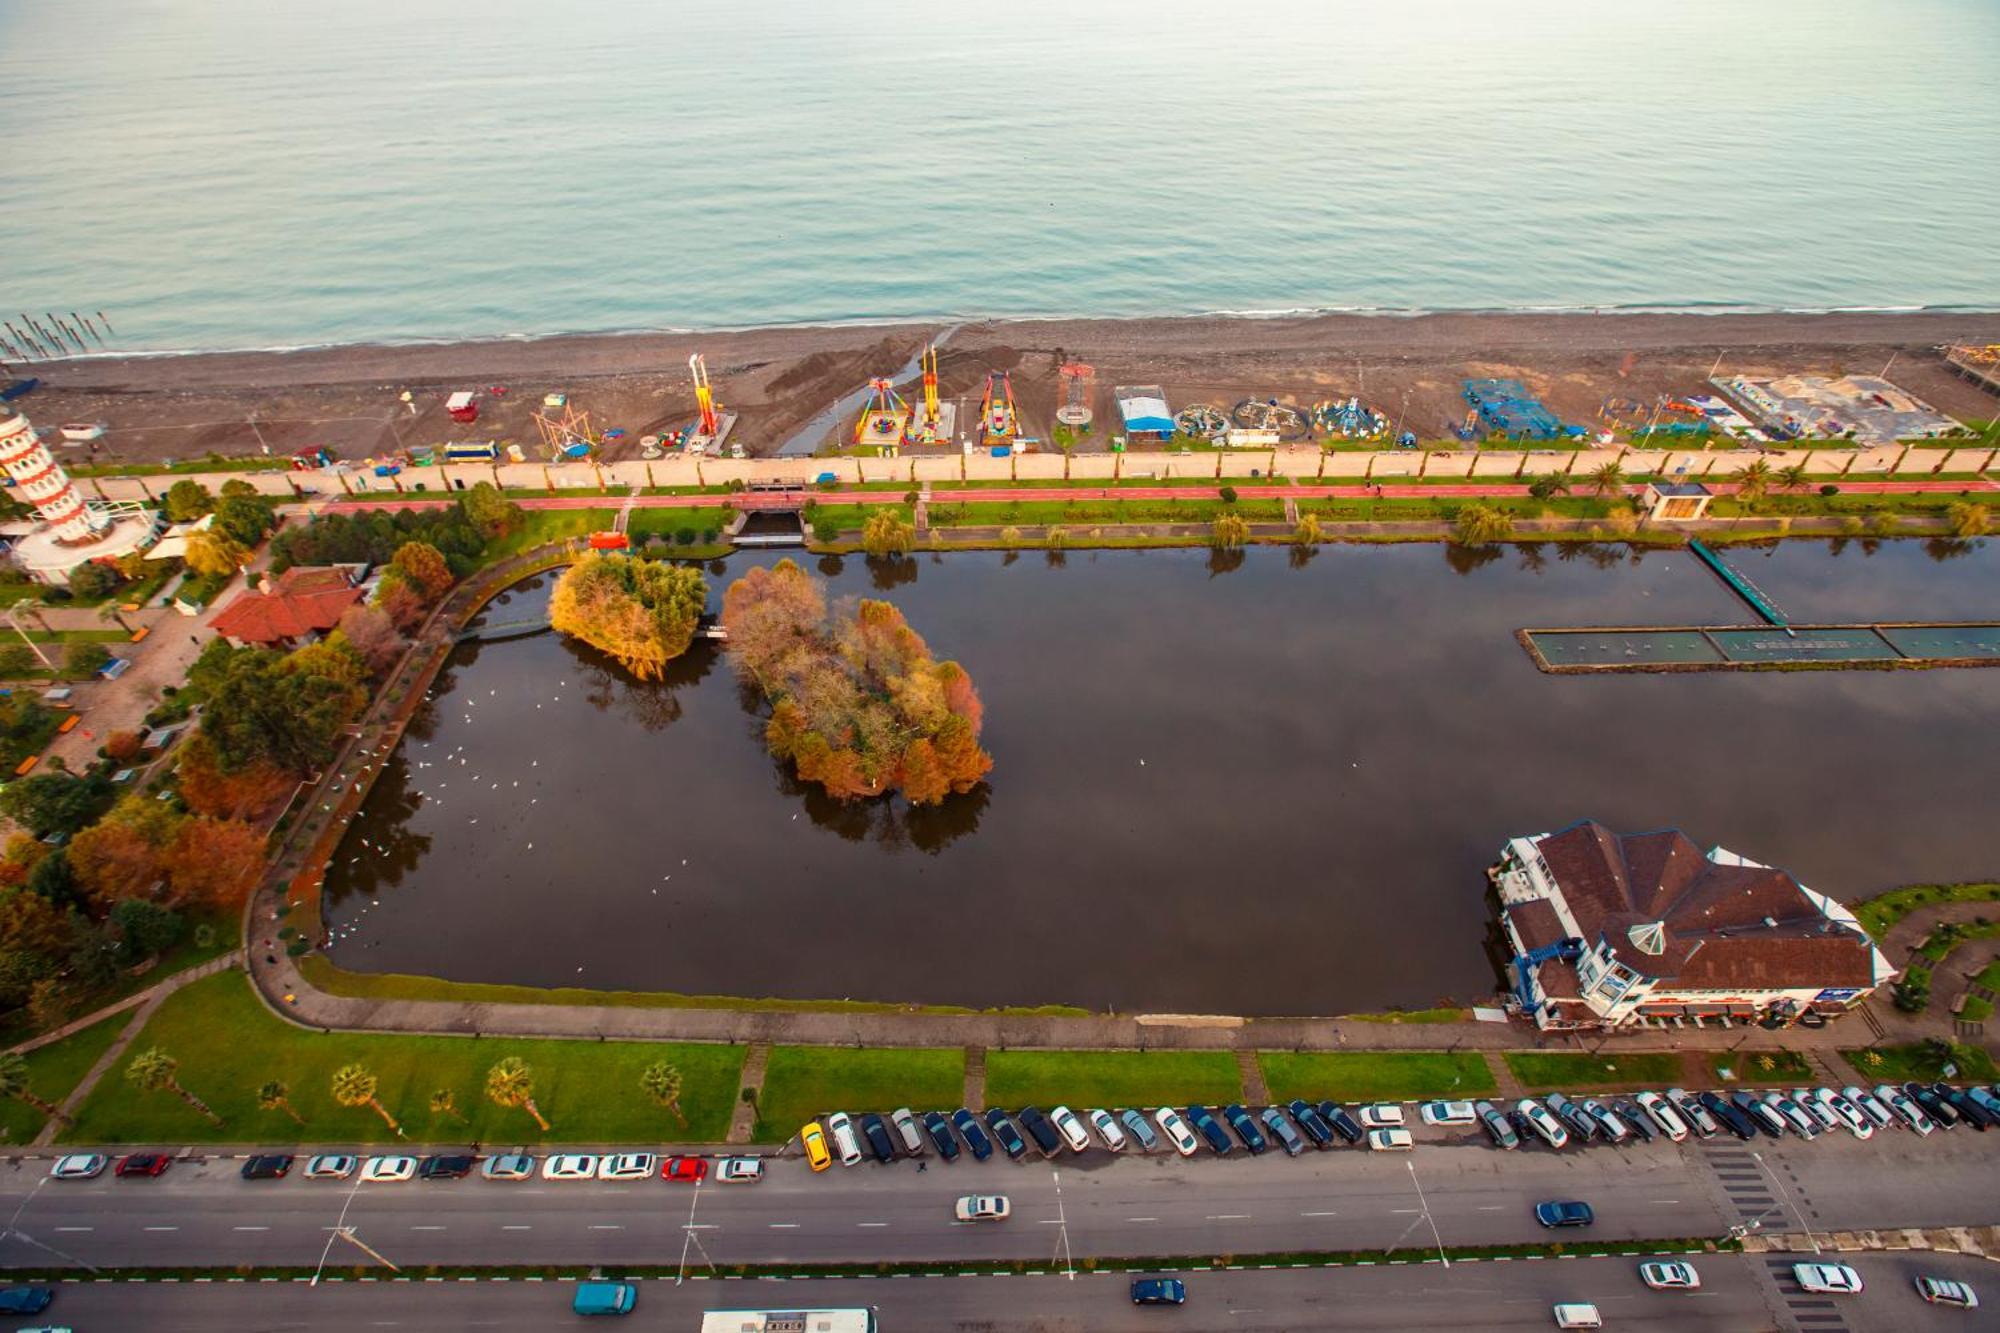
725, 1043, 769, 1146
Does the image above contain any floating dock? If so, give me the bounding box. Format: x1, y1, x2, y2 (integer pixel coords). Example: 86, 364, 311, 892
1519, 623, 2000, 673
1688, 538, 1787, 627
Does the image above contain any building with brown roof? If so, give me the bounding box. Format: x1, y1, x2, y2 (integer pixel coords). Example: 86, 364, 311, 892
209, 565, 363, 650
1490, 820, 1893, 1031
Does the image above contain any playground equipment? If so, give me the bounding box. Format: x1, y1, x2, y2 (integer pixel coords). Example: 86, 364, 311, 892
536, 401, 599, 459
1055, 360, 1095, 430
1308, 397, 1388, 440
1173, 404, 1229, 439
979, 371, 1019, 444
1463, 379, 1582, 441
855, 377, 911, 447
1232, 398, 1307, 440
906, 343, 956, 444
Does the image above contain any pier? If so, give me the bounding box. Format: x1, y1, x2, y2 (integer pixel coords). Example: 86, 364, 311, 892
1687, 538, 1787, 628
1519, 622, 2000, 673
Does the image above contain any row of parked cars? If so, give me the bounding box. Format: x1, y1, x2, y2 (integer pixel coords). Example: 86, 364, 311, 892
46, 1150, 767, 1184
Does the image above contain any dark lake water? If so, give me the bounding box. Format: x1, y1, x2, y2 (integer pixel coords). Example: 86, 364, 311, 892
320, 538, 2000, 1015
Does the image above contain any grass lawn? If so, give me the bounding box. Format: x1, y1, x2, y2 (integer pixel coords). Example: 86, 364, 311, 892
1851, 882, 2000, 938
1257, 1051, 1495, 1102
483, 509, 621, 562
1343, 1008, 1469, 1025
0, 1015, 126, 1145
0, 911, 235, 1048
1707, 1050, 1814, 1083
983, 1051, 1242, 1109
753, 1046, 963, 1142
627, 506, 729, 541
1841, 1043, 1998, 1085
1503, 1051, 1685, 1091
63, 972, 745, 1145
1976, 959, 2000, 991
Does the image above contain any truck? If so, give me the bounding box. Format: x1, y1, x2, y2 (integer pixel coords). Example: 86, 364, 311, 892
699, 1313, 876, 1333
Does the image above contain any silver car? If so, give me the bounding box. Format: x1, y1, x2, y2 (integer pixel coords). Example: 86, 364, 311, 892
481, 1153, 535, 1180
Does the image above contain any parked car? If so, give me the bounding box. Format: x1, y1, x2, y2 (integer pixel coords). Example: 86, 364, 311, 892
890, 1107, 926, 1156
482, 1154, 534, 1181
1582, 1100, 1630, 1143
1633, 1092, 1690, 1142
1358, 1103, 1404, 1129
51, 1154, 106, 1180
1906, 1082, 1959, 1128
1793, 1262, 1864, 1295
1517, 1099, 1570, 1149
306, 1154, 360, 1180
1763, 1093, 1819, 1138
1154, 1107, 1200, 1157
801, 1123, 832, 1172
1611, 1100, 1656, 1142
1916, 1276, 1980, 1307
953, 1109, 995, 1161
1640, 1260, 1700, 1290
1698, 1092, 1756, 1140
543, 1154, 599, 1181
1286, 1100, 1334, 1149
1475, 1100, 1519, 1150
1366, 1127, 1414, 1151
1017, 1107, 1062, 1158
1791, 1088, 1841, 1133
984, 1108, 1028, 1161
1731, 1092, 1787, 1138
1223, 1104, 1268, 1154
241, 1154, 294, 1180
1088, 1109, 1127, 1152
1667, 1088, 1719, 1138
1049, 1106, 1092, 1153
1186, 1105, 1233, 1155
360, 1155, 417, 1183
597, 1153, 657, 1181
826, 1112, 865, 1166
922, 1111, 961, 1162
1939, 1084, 1996, 1130
1545, 1094, 1599, 1143
1813, 1088, 1873, 1139
1535, 1200, 1595, 1228
419, 1155, 477, 1180
662, 1156, 707, 1183
953, 1194, 1010, 1222
1260, 1106, 1305, 1156
716, 1157, 763, 1184
1316, 1100, 1366, 1144
1418, 1100, 1477, 1127
1843, 1085, 1896, 1131
860, 1113, 898, 1162
114, 1152, 171, 1178
1119, 1108, 1160, 1153
1966, 1087, 2000, 1124
1131, 1277, 1188, 1306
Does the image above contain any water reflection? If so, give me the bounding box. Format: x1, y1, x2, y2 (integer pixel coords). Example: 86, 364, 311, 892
776, 769, 989, 855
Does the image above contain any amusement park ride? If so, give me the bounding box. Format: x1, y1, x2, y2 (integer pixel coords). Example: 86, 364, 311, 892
683, 353, 738, 454
855, 377, 912, 449
978, 370, 1019, 446
1056, 360, 1095, 432
906, 343, 955, 445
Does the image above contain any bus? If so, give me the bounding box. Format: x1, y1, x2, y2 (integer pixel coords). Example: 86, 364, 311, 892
698, 1311, 876, 1333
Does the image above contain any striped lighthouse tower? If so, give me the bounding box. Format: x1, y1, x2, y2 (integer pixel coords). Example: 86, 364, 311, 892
0, 409, 107, 543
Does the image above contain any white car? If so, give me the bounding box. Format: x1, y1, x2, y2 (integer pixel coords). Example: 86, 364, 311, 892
542, 1154, 599, 1181
1633, 1092, 1690, 1142
1794, 1263, 1864, 1295
824, 1112, 864, 1167
715, 1157, 764, 1183
1517, 1099, 1570, 1149
1792, 1088, 1841, 1133
1876, 1084, 1934, 1135
954, 1194, 1011, 1222
1366, 1127, 1414, 1151
50, 1154, 107, 1180
889, 1108, 926, 1157
1087, 1109, 1127, 1152
1417, 1100, 1476, 1126
1154, 1107, 1200, 1157
1359, 1103, 1405, 1129
1842, 1086, 1895, 1131
596, 1153, 657, 1181
1639, 1260, 1701, 1290
1811, 1088, 1872, 1139
360, 1155, 417, 1183
304, 1154, 358, 1180
1049, 1106, 1091, 1153
1666, 1088, 1719, 1138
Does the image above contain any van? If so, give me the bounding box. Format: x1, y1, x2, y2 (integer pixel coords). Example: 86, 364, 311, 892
572, 1280, 637, 1315
1418, 1100, 1478, 1127
824, 1112, 864, 1167
1552, 1303, 1602, 1329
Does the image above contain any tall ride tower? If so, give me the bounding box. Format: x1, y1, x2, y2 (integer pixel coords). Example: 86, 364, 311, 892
0, 409, 109, 541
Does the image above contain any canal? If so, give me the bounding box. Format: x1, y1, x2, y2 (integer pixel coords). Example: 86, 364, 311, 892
320, 537, 2000, 1015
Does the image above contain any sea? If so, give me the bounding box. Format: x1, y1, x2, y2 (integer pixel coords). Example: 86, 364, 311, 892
3, 0, 1997, 355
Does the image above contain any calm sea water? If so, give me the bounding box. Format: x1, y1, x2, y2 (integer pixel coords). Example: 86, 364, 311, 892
3, 0, 1998, 352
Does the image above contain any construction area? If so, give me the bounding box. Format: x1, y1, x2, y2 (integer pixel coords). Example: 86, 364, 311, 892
1711, 373, 1963, 445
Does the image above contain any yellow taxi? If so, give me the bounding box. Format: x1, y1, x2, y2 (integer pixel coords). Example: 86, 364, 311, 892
801, 1121, 831, 1172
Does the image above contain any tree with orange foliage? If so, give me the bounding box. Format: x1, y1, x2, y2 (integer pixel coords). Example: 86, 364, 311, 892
175, 734, 293, 822
375, 578, 429, 635
337, 604, 406, 678
390, 541, 455, 604
162, 818, 266, 909
67, 795, 184, 908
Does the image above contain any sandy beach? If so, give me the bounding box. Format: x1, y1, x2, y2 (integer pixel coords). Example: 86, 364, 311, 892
15, 310, 2000, 467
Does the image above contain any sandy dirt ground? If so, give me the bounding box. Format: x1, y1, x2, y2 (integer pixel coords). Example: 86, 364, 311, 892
13, 311, 2000, 466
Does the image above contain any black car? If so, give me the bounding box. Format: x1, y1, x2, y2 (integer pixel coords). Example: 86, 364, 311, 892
1699, 1091, 1757, 1140
1906, 1082, 1959, 1128
419, 1154, 476, 1179
1612, 1100, 1656, 1142
1506, 1108, 1536, 1143
241, 1154, 294, 1180
1017, 1107, 1063, 1158
1186, 1105, 1233, 1155
860, 1113, 898, 1162
1534, 1200, 1595, 1228
1287, 1100, 1335, 1148
1315, 1100, 1365, 1144
0, 1287, 53, 1314
954, 1109, 994, 1161
983, 1108, 1028, 1160
922, 1111, 961, 1162
1937, 1084, 1994, 1130
1730, 1091, 1785, 1138
1223, 1104, 1268, 1154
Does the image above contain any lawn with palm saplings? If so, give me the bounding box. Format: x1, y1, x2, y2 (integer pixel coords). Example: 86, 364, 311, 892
62, 971, 744, 1144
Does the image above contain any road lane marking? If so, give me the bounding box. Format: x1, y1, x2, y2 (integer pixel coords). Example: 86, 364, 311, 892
856, 1222, 888, 1228
1125, 1217, 1157, 1223
53, 1226, 92, 1232
1477, 1205, 1504, 1211
232, 1225, 271, 1231
587, 1225, 623, 1231
1390, 1208, 1420, 1214
1649, 1199, 1682, 1204
1300, 1211, 1338, 1218
410, 1225, 446, 1231
1205, 1214, 1250, 1221
500, 1225, 532, 1231
144, 1226, 179, 1232
767, 1223, 799, 1229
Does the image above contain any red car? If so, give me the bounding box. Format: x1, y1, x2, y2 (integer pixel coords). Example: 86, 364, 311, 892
114, 1152, 171, 1178
662, 1156, 708, 1183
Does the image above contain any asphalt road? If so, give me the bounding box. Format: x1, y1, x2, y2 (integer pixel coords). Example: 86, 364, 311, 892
14, 1251, 1996, 1331
0, 1128, 1994, 1273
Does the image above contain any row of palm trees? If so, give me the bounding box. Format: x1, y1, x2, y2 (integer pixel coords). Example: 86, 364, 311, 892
0, 1047, 690, 1136
1529, 458, 1814, 503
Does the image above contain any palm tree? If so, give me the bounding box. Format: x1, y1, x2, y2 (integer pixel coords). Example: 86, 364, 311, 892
331, 1062, 403, 1137
640, 1060, 686, 1126
124, 1047, 223, 1126
1527, 473, 1572, 501
1775, 462, 1811, 493
256, 1078, 304, 1125
1732, 459, 1775, 506
1585, 461, 1625, 499
0, 1050, 70, 1127
485, 1057, 550, 1131
1451, 504, 1515, 546
429, 1088, 466, 1124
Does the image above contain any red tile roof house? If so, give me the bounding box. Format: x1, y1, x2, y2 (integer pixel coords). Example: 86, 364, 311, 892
1490, 820, 1894, 1031
208, 566, 364, 650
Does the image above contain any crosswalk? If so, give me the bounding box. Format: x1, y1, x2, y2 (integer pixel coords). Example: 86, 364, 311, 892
1702, 1140, 1780, 1229
1760, 1255, 1851, 1332
1703, 1141, 1849, 1332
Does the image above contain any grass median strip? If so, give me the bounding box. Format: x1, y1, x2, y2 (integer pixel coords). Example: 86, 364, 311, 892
984, 1051, 1242, 1109
62, 971, 745, 1144
1839, 1041, 1997, 1084
1706, 1051, 1813, 1083
753, 1046, 965, 1141
1503, 1051, 1686, 1092
1257, 1051, 1495, 1103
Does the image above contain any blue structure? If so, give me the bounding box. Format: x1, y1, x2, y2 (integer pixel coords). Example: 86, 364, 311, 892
1512, 936, 1585, 1017
1688, 538, 1789, 629
1463, 378, 1567, 440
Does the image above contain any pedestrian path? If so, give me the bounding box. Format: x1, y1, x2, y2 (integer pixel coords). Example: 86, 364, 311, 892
962, 1046, 986, 1111
726, 1043, 770, 1146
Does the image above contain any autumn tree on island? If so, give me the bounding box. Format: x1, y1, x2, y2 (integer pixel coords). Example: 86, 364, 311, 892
549, 554, 708, 681
721, 560, 991, 806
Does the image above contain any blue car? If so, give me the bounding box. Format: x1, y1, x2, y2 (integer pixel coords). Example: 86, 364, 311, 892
984, 1108, 1028, 1161
1286, 1100, 1335, 1149
952, 1109, 993, 1162
1131, 1277, 1188, 1305
1185, 1105, 1232, 1155
1535, 1200, 1595, 1228
1223, 1103, 1267, 1154
0, 1287, 53, 1314
922, 1111, 961, 1162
